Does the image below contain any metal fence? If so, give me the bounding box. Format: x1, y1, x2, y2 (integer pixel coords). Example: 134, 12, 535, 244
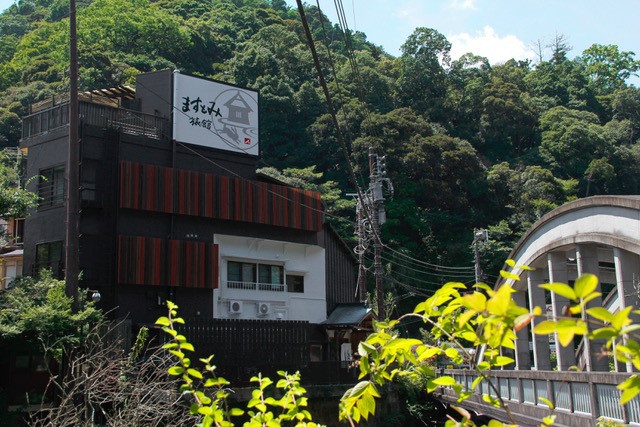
22, 102, 167, 140
446, 369, 640, 426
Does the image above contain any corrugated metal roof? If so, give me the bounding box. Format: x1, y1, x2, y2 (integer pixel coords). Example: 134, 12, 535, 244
0, 249, 23, 258
323, 303, 372, 327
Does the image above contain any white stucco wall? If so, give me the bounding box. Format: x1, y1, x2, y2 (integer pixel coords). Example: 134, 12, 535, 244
212, 234, 327, 323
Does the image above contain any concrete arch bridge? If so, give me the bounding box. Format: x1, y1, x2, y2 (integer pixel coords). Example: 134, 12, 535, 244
441, 196, 640, 426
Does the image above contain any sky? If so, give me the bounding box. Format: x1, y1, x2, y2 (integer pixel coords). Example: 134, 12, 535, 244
1, 0, 638, 71
284, 0, 640, 67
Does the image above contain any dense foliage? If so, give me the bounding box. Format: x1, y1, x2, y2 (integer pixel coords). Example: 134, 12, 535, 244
0, 271, 102, 354
1, 0, 639, 293
153, 270, 640, 426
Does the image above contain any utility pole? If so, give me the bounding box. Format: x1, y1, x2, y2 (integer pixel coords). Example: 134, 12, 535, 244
65, 0, 80, 310
368, 147, 393, 319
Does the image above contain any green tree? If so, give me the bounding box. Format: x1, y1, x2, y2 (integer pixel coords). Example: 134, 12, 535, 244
539, 106, 610, 179
580, 44, 640, 95
0, 107, 21, 147
612, 87, 640, 139
479, 77, 537, 160
0, 271, 102, 353
396, 28, 451, 121
446, 53, 491, 145
0, 148, 37, 219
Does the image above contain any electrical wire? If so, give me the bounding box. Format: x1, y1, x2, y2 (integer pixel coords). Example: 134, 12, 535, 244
133, 14, 482, 283
135, 78, 477, 279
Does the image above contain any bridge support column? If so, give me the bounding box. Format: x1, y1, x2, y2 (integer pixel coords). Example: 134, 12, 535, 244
547, 252, 576, 370
528, 268, 551, 370
576, 244, 609, 372
614, 247, 640, 373
513, 291, 531, 370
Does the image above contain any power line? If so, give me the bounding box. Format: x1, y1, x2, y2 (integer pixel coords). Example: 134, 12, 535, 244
131, 81, 477, 277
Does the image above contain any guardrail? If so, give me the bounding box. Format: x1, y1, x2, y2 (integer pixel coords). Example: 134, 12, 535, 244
441, 369, 640, 426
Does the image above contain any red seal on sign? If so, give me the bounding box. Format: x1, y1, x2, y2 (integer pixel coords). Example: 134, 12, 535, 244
244, 137, 251, 145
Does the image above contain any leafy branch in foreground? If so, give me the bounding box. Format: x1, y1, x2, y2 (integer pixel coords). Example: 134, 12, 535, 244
340, 263, 640, 427
156, 301, 323, 427
157, 265, 640, 427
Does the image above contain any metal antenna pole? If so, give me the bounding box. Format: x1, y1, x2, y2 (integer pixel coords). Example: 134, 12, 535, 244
65, 0, 80, 309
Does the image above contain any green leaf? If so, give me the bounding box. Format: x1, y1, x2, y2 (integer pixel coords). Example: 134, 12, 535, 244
538, 397, 554, 409
463, 292, 487, 312
445, 348, 458, 359
492, 356, 515, 367
540, 283, 577, 301
591, 327, 617, 340
612, 306, 633, 330
156, 316, 171, 326
168, 366, 184, 376
477, 361, 490, 370
586, 307, 614, 323
431, 376, 457, 386
499, 270, 520, 281
619, 375, 640, 404
229, 408, 244, 416
533, 320, 558, 335
181, 342, 195, 352
574, 274, 598, 299
187, 368, 203, 379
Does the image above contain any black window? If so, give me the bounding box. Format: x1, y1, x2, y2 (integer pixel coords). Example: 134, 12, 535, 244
258, 264, 283, 285
228, 261, 256, 283
34, 241, 64, 278
287, 275, 304, 293
38, 165, 65, 208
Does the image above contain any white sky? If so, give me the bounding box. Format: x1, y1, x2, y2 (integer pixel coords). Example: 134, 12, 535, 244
1, 0, 638, 80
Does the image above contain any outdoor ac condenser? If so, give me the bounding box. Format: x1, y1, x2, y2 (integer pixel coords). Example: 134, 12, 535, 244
229, 300, 243, 314
257, 302, 270, 316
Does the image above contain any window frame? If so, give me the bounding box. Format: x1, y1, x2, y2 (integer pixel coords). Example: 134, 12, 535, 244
38, 165, 65, 209
226, 259, 285, 292
34, 240, 64, 278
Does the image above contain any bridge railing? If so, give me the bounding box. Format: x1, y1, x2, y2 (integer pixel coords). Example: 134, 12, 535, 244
442, 369, 640, 426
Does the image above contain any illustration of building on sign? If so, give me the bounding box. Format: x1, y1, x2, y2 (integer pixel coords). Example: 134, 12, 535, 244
225, 91, 253, 125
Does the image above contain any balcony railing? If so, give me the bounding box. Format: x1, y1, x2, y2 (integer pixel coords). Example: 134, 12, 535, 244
227, 281, 286, 292
22, 101, 168, 141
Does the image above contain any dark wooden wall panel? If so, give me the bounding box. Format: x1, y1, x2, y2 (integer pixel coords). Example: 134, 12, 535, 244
120, 161, 323, 232
117, 235, 218, 289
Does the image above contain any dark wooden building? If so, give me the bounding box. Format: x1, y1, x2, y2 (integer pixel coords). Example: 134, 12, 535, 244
19, 70, 358, 375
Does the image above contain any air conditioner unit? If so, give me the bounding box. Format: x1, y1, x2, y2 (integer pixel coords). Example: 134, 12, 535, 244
229, 300, 243, 314
257, 302, 271, 316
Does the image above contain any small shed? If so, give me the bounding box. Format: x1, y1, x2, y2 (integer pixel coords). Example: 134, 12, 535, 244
323, 303, 375, 365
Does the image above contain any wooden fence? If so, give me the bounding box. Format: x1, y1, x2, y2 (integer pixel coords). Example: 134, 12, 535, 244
162, 318, 310, 385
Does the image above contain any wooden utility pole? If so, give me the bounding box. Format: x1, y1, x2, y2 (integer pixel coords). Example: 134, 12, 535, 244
65, 0, 80, 309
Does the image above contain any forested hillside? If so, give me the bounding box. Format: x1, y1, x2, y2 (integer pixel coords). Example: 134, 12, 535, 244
1, 0, 639, 288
